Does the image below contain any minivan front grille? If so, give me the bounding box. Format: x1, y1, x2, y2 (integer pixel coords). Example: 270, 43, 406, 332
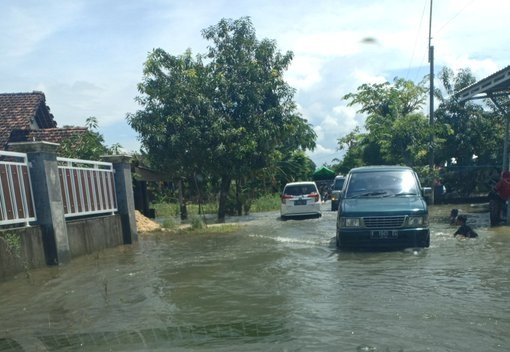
363, 216, 405, 228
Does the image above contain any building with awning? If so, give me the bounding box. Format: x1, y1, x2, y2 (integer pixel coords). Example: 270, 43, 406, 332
312, 166, 337, 200
313, 166, 336, 180
456, 65, 510, 170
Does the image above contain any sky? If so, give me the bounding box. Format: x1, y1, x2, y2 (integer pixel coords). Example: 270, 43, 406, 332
1, 0, 508, 167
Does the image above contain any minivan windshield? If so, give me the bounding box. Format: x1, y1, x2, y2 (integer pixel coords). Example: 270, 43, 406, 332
332, 177, 345, 190
345, 170, 420, 198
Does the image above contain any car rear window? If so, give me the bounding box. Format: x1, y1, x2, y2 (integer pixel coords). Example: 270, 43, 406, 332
284, 184, 317, 196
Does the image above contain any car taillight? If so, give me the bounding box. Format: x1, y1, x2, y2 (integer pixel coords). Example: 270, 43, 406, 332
281, 194, 293, 203
308, 192, 320, 202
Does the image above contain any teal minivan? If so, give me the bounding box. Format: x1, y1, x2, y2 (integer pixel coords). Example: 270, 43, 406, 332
336, 165, 430, 250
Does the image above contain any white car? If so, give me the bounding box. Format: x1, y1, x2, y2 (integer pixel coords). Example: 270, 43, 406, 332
280, 181, 322, 220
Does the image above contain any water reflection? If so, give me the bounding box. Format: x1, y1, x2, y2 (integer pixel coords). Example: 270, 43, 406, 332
0, 321, 290, 351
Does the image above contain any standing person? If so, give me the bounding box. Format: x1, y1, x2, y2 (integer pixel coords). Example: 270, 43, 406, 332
434, 178, 446, 204
453, 215, 478, 238
490, 170, 510, 226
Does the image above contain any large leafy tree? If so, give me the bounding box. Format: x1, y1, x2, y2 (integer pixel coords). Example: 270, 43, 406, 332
127, 49, 212, 218
128, 17, 316, 221
59, 117, 112, 159
434, 67, 502, 166
433, 67, 505, 196
128, 49, 210, 175
202, 17, 316, 220
341, 77, 433, 166
334, 126, 365, 174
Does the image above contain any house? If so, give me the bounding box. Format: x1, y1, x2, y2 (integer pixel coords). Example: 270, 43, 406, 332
0, 91, 159, 218
0, 91, 87, 150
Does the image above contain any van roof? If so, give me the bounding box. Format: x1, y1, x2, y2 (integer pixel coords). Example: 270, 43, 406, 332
349, 165, 413, 173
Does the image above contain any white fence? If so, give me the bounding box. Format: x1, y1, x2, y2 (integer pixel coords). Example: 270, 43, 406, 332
0, 153, 118, 226
0, 151, 36, 226
57, 157, 117, 218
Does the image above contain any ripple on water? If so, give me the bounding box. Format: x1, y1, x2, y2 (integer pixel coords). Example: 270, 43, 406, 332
0, 205, 509, 351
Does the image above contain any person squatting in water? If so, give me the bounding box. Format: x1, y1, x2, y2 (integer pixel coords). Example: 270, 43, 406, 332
453, 214, 478, 238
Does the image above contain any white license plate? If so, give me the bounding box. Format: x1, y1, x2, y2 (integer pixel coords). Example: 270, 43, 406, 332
370, 230, 398, 239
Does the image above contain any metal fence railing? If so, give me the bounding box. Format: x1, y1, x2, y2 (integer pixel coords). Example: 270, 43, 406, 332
0, 151, 36, 226
57, 157, 117, 218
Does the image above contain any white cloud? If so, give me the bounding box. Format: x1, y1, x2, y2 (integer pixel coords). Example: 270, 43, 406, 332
307, 143, 341, 167
0, 2, 83, 60
1, 0, 508, 165
286, 56, 324, 91
351, 70, 386, 86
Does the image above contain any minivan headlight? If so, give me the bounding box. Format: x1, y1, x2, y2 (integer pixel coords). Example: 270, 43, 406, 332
407, 216, 428, 226
340, 217, 362, 227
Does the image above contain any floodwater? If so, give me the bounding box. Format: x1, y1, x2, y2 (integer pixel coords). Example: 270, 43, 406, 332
1, 203, 510, 352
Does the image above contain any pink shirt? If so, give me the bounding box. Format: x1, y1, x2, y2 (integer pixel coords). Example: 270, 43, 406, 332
496, 178, 510, 200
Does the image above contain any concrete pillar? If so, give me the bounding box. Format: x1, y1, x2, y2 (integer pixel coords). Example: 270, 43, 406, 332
8, 141, 70, 265
102, 155, 138, 244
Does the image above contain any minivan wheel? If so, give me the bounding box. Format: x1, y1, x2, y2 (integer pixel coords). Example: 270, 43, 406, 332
335, 234, 343, 249
424, 236, 430, 248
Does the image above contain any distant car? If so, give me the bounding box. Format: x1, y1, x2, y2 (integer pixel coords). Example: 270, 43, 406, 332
280, 181, 322, 220
330, 175, 345, 211
336, 165, 430, 250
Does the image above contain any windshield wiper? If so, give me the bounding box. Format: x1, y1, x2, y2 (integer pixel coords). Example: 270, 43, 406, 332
393, 192, 418, 196
351, 191, 390, 198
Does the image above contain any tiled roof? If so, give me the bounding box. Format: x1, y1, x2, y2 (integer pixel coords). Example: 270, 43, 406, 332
9, 127, 88, 146
0, 92, 64, 150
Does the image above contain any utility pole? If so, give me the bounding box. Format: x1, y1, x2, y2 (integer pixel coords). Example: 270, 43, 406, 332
428, 0, 436, 204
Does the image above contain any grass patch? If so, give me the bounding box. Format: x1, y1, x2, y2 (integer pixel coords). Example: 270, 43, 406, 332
161, 217, 177, 230
249, 194, 280, 212
153, 194, 280, 218
190, 215, 205, 230
186, 223, 242, 234
1, 232, 22, 257
153, 202, 218, 218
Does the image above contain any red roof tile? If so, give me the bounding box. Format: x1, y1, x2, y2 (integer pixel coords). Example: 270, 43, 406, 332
9, 127, 88, 146
0, 91, 74, 150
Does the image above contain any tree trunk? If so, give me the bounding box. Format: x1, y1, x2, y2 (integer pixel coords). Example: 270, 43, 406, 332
178, 179, 188, 220
193, 173, 203, 216
217, 175, 231, 223
235, 178, 242, 216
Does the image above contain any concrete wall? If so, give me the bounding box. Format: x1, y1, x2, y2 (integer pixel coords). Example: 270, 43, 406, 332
0, 214, 125, 281
0, 143, 138, 282
67, 215, 123, 257
0, 226, 46, 281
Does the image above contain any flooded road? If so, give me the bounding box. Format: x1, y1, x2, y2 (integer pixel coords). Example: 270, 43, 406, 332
1, 203, 510, 351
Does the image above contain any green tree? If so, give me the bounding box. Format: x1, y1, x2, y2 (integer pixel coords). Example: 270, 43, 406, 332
127, 48, 211, 218
59, 117, 110, 159
202, 17, 316, 220
342, 77, 432, 166
433, 67, 504, 196
334, 126, 365, 173
434, 67, 501, 167
128, 17, 316, 221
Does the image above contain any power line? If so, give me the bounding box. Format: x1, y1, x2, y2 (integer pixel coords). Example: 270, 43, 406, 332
405, 0, 429, 83
434, 0, 476, 36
